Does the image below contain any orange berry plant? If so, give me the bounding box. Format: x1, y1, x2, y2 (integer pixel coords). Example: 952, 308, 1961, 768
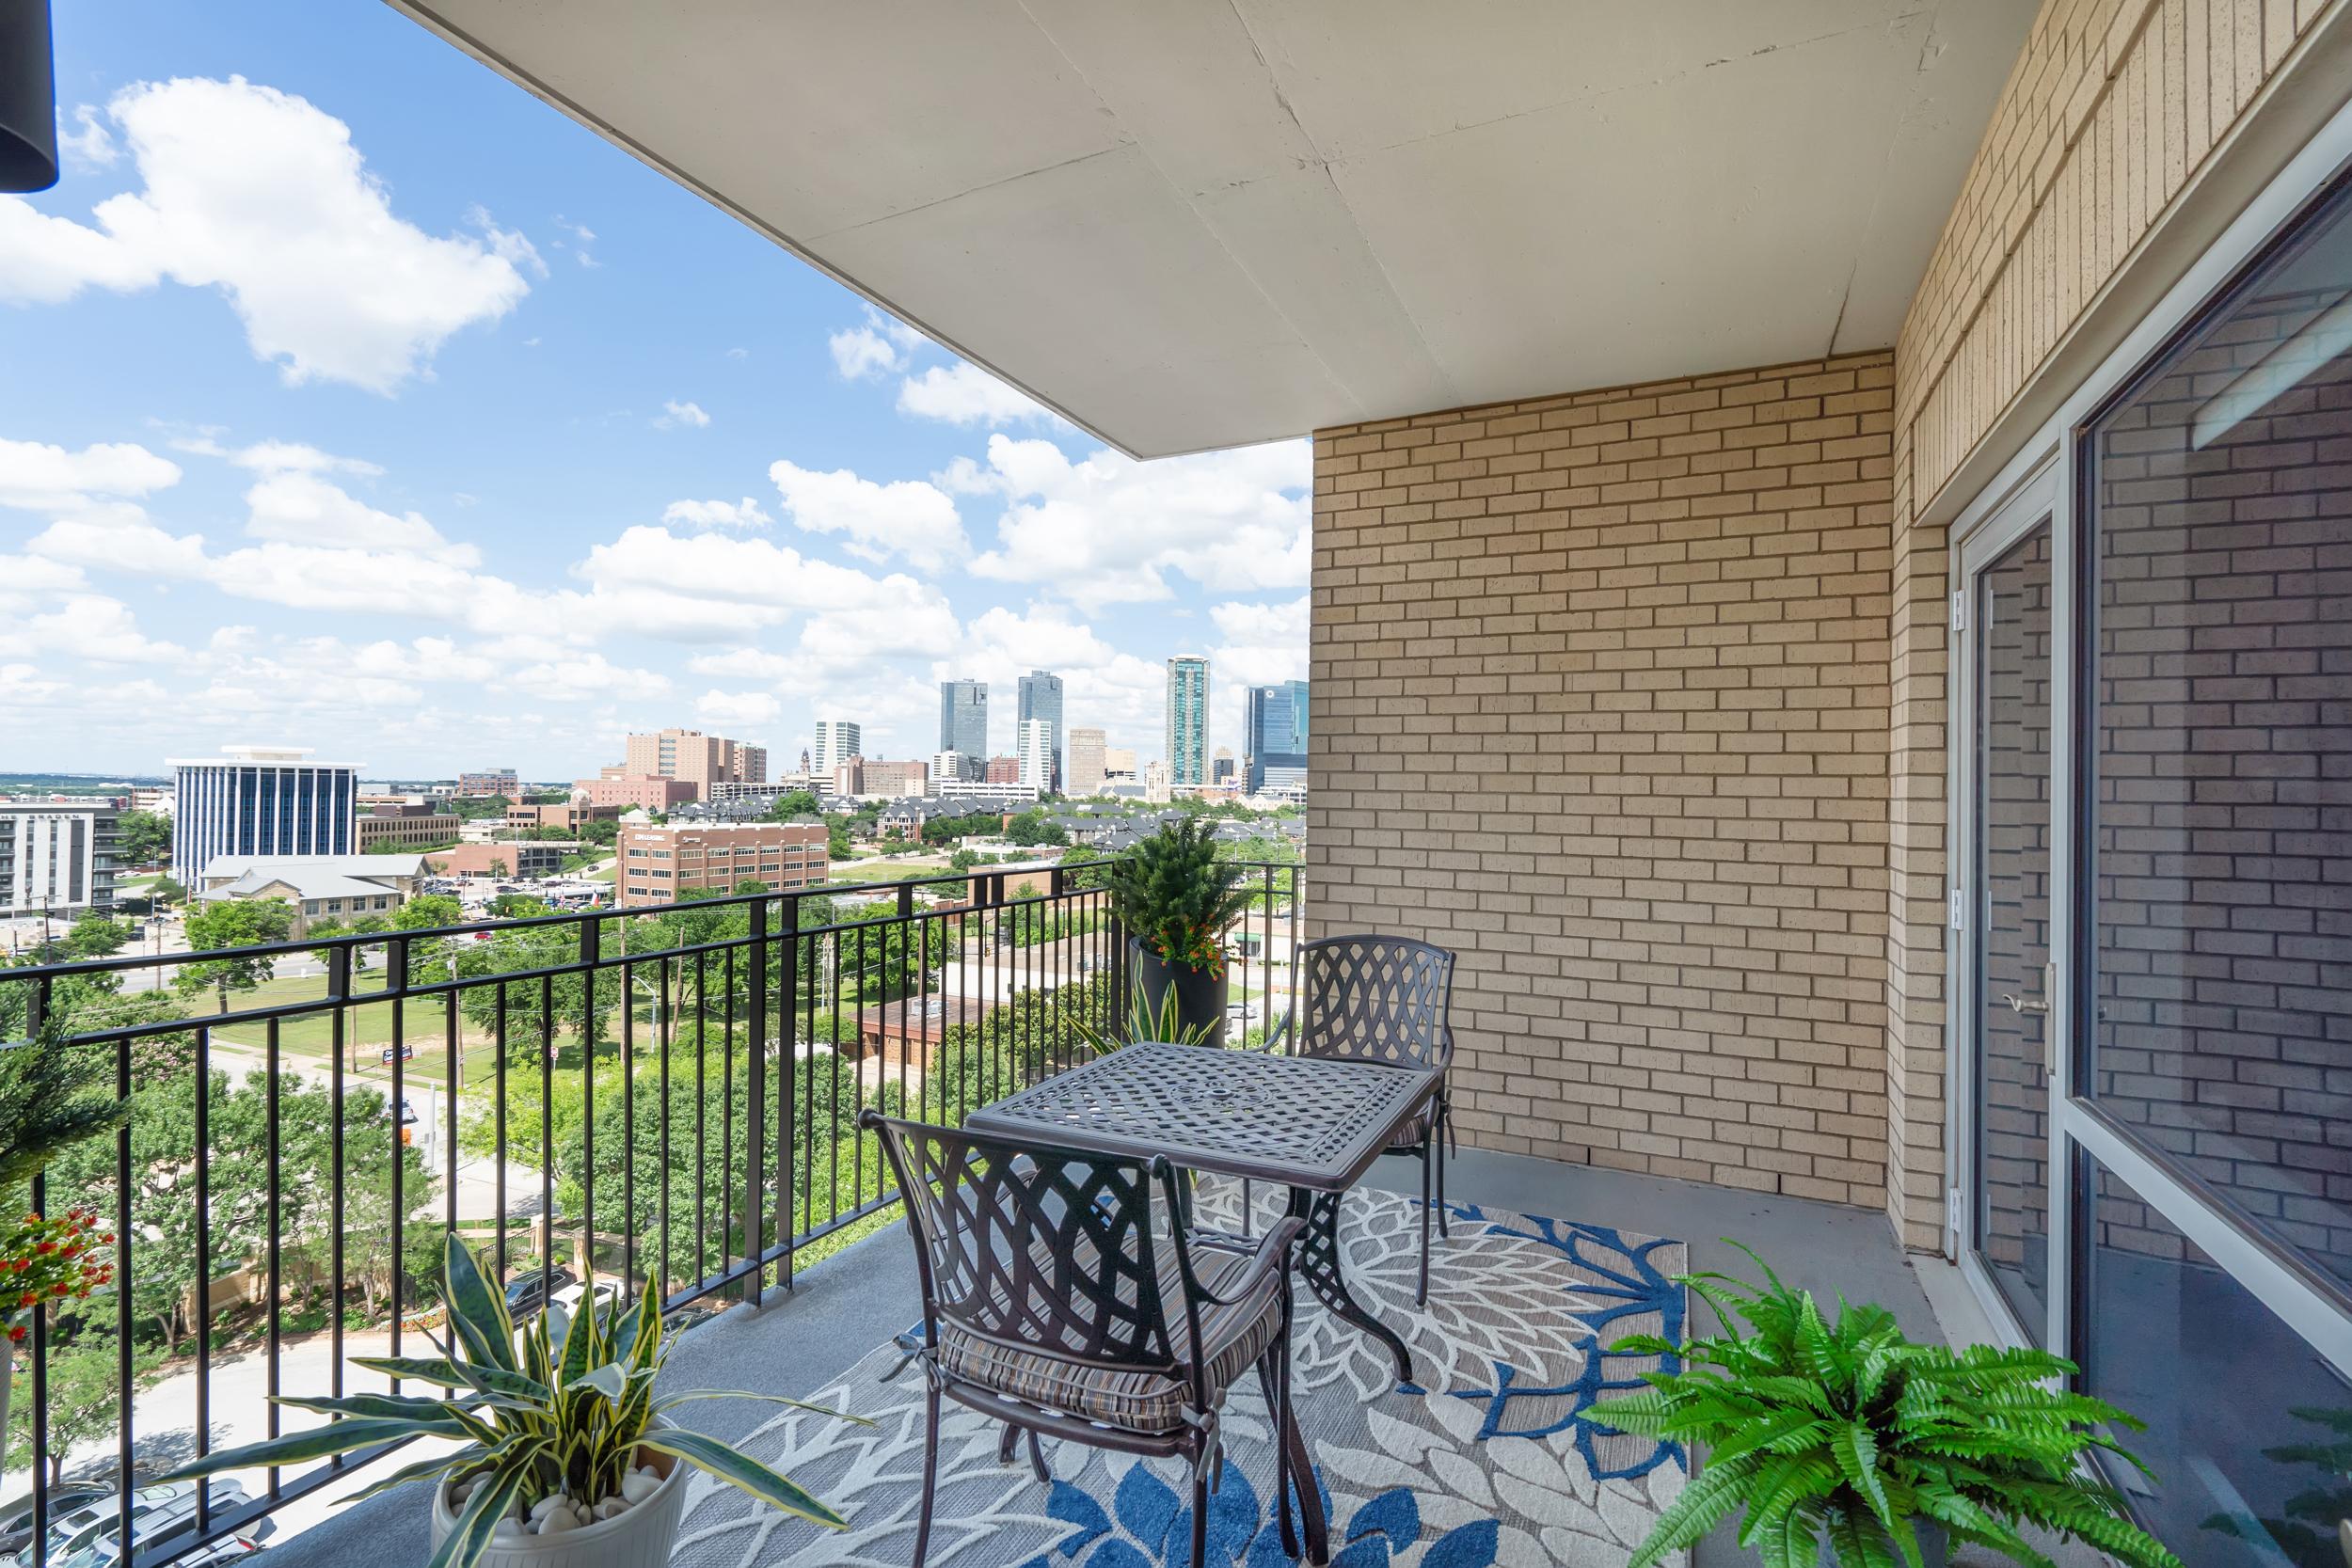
0, 1210, 115, 1345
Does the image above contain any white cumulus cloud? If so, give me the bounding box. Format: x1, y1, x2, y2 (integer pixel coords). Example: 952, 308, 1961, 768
693, 689, 782, 730
768, 460, 965, 572
828, 309, 924, 380
897, 361, 1059, 428
0, 77, 534, 391
961, 436, 1310, 610
0, 437, 182, 513
1208, 595, 1311, 688
661, 497, 772, 531
655, 399, 710, 429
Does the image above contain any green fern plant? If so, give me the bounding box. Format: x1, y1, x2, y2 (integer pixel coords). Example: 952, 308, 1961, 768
1589, 1245, 2182, 1568
1094, 818, 1249, 974
1067, 959, 1221, 1055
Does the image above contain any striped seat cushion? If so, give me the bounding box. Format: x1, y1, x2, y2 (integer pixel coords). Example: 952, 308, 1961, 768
936, 1243, 1283, 1433
1385, 1100, 1436, 1150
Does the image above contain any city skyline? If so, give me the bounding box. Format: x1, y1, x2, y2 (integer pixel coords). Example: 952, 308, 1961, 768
0, 1, 1308, 779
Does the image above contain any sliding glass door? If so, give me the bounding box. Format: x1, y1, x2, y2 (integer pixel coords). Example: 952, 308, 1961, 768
1952, 159, 2352, 1564
1959, 484, 2056, 1340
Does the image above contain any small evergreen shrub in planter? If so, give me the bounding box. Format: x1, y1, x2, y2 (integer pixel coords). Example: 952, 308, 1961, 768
1094, 819, 1249, 1046
1589, 1246, 2182, 1568
166, 1233, 864, 1568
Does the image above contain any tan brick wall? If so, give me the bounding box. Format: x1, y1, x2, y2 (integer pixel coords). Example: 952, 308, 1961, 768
1310, 355, 1896, 1208
1883, 0, 2341, 1248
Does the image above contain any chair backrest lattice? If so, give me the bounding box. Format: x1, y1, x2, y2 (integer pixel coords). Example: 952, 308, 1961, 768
1294, 934, 1455, 1070
866, 1114, 1183, 1376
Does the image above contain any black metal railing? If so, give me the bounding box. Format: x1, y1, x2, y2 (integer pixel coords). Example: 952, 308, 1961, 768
0, 856, 1304, 1565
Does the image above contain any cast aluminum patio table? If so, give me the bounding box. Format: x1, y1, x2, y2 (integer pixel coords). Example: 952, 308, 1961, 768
962, 1039, 1441, 1385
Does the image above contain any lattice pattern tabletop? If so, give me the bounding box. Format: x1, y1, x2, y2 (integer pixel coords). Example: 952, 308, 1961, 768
965, 1041, 1438, 1192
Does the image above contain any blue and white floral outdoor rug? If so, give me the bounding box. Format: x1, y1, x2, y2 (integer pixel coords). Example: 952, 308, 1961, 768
673, 1185, 1689, 1567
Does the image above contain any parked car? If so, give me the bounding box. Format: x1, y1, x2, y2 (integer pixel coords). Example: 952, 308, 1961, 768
9, 1480, 254, 1568
0, 1485, 107, 1557
501, 1264, 576, 1321
548, 1277, 623, 1331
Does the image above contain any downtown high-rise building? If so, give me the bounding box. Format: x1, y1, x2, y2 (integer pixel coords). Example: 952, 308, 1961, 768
812, 719, 862, 776
1244, 679, 1309, 791
1016, 670, 1063, 791
170, 745, 358, 874
1164, 657, 1209, 787
1066, 726, 1107, 795
1016, 717, 1057, 793
622, 728, 767, 795
939, 678, 988, 760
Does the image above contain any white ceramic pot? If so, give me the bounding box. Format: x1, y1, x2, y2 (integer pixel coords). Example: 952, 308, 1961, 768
429, 1432, 689, 1568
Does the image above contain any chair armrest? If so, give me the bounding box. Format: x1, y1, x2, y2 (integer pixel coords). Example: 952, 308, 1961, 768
1179, 1215, 1303, 1308
1256, 1012, 1293, 1054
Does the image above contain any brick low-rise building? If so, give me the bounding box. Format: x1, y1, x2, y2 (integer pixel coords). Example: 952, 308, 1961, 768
424, 843, 565, 879
357, 809, 462, 850
570, 773, 698, 811
616, 820, 830, 909
507, 802, 624, 833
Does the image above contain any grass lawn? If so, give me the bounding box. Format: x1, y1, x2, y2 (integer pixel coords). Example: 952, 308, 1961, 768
831, 861, 949, 885
199, 971, 580, 1087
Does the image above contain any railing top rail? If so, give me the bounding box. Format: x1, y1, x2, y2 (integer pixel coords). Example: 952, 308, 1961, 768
6, 856, 1301, 982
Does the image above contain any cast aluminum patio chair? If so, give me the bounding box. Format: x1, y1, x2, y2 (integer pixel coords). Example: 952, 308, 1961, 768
1254, 934, 1456, 1304
862, 1110, 1322, 1568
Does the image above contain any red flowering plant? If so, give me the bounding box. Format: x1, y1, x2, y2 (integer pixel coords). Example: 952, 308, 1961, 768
0, 1209, 115, 1348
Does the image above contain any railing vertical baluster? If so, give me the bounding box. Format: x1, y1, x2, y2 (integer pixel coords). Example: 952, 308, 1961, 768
194, 1017, 212, 1538
538, 972, 553, 1312
621, 950, 636, 1296
580, 916, 597, 1293
693, 951, 707, 1285
494, 980, 509, 1281
266, 1014, 283, 1498
328, 942, 348, 1453
113, 991, 133, 1561
444, 968, 459, 1242
721, 944, 737, 1291
744, 900, 767, 1303
24, 978, 49, 1568
658, 955, 673, 1303
777, 895, 798, 1292
826, 926, 842, 1226
798, 931, 813, 1264
388, 932, 406, 1380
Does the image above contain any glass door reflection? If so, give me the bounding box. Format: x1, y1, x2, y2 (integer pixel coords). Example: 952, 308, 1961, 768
1973, 518, 2055, 1337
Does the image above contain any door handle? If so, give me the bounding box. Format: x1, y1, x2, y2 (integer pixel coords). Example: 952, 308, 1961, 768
2002, 992, 2050, 1015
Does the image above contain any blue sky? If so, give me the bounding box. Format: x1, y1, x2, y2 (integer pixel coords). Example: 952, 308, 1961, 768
0, 0, 1309, 781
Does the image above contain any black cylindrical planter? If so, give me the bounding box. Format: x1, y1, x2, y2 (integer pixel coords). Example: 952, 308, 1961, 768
0, 1, 58, 194
1130, 938, 1227, 1047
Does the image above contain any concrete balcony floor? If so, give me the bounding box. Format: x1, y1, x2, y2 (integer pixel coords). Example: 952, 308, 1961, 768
261, 1151, 2086, 1568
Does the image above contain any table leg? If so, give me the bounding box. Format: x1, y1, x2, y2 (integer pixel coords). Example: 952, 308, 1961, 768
1287, 1186, 1414, 1386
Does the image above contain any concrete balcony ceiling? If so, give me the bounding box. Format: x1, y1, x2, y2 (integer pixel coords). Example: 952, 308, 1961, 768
390, 1, 2036, 457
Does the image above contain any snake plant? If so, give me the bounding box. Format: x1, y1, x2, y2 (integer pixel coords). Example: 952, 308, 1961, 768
164, 1232, 864, 1567
1067, 958, 1221, 1054
1588, 1245, 2182, 1568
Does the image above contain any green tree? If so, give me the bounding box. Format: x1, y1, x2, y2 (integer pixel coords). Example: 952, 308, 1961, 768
489, 893, 546, 919
175, 898, 295, 1003
1005, 809, 1068, 847
0, 1007, 128, 1195
43, 1069, 433, 1350
453, 925, 614, 1063
62, 911, 132, 959
6, 1329, 165, 1486
762, 790, 820, 822
114, 809, 172, 866
450, 794, 511, 822
149, 876, 187, 909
